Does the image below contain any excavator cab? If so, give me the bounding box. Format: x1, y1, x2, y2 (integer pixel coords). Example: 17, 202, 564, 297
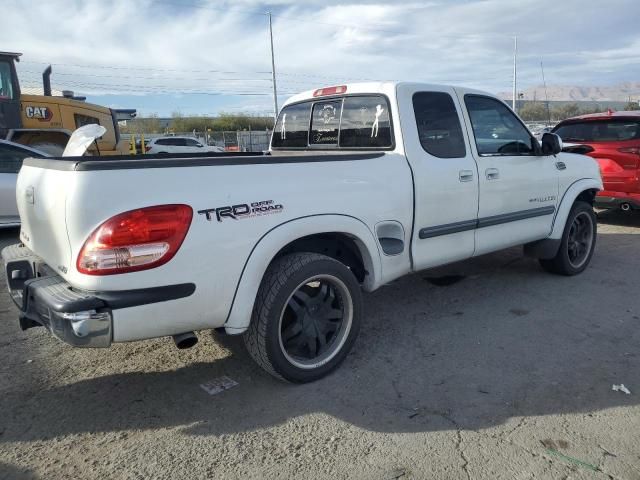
0, 52, 22, 138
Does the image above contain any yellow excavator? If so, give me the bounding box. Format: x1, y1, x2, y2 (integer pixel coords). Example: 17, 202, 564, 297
0, 52, 135, 155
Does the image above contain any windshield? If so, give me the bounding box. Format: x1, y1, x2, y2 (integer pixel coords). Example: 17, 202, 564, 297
554, 119, 640, 142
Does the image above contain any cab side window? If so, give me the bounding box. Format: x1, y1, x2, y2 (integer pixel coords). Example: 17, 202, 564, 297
464, 95, 535, 156
413, 92, 466, 158
0, 61, 15, 100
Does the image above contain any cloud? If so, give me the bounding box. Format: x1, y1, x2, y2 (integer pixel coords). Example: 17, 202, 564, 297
3, 0, 639, 115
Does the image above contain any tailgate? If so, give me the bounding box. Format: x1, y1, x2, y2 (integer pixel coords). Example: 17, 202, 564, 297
16, 163, 73, 276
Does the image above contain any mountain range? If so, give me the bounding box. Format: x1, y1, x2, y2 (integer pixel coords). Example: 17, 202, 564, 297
500, 82, 640, 102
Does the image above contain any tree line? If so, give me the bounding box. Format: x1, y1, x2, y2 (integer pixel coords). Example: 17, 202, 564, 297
121, 112, 274, 134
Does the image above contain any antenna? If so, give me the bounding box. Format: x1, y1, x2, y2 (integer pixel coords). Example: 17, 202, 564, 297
540, 59, 551, 126
267, 12, 278, 125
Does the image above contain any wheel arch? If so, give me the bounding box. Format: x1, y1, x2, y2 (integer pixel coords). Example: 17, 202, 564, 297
549, 179, 602, 240
223, 214, 382, 334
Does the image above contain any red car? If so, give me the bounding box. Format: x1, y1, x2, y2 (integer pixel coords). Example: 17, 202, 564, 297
553, 110, 640, 210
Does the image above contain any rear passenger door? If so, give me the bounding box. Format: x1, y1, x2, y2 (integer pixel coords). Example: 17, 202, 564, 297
459, 93, 559, 255
397, 84, 479, 270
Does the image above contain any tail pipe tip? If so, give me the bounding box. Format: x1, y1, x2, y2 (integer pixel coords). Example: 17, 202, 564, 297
621, 203, 631, 211
173, 331, 198, 349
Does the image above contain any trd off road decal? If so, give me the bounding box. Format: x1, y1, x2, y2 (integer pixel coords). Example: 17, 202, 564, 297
198, 200, 284, 222
25, 106, 53, 122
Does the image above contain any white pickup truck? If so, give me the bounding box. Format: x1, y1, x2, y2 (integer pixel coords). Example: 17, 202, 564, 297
2, 82, 602, 382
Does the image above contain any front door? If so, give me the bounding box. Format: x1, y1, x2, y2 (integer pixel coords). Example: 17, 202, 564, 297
458, 93, 559, 256
397, 84, 479, 271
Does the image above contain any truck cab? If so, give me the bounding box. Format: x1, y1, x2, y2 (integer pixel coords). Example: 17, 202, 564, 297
0, 52, 22, 139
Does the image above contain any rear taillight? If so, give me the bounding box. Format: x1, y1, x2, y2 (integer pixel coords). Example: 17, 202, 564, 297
77, 204, 192, 275
617, 147, 640, 155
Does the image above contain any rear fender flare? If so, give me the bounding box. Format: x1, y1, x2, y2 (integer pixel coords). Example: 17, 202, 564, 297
224, 214, 382, 334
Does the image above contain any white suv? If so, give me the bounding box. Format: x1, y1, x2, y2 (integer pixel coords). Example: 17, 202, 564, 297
146, 136, 224, 154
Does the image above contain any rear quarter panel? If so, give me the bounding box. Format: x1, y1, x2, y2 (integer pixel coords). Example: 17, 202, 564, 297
64, 154, 414, 336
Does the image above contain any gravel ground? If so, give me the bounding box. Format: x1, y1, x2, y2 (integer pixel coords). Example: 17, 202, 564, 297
1, 209, 639, 480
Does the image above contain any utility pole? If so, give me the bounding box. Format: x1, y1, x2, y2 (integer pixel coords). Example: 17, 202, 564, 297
268, 12, 278, 124
512, 36, 517, 112
540, 60, 551, 125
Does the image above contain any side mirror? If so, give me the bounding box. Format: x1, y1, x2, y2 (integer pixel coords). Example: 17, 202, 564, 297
541, 133, 562, 156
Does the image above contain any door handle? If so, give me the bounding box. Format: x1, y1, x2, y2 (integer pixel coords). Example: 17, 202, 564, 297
485, 168, 500, 180
459, 170, 474, 182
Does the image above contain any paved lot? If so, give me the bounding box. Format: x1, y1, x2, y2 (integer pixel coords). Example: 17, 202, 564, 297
1, 209, 639, 480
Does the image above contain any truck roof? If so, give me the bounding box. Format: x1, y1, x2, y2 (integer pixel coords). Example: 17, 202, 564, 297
282, 81, 493, 108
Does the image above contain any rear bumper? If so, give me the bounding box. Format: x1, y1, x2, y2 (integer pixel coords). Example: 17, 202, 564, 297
595, 193, 640, 210
2, 243, 195, 348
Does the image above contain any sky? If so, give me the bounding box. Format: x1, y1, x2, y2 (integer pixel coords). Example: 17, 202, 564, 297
3, 0, 640, 117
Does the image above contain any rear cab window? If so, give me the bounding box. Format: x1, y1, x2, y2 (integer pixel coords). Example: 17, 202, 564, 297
272, 95, 393, 150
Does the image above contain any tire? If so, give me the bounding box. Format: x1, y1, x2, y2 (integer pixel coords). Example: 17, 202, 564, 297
29, 142, 65, 156
243, 253, 362, 383
539, 201, 597, 275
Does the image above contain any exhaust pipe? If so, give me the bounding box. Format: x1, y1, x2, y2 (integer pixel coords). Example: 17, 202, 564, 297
42, 65, 52, 96
621, 203, 631, 212
173, 331, 198, 349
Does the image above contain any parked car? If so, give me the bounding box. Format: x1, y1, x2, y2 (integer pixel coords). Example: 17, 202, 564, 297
553, 111, 640, 210
145, 136, 224, 154
2, 82, 602, 383
0, 140, 48, 228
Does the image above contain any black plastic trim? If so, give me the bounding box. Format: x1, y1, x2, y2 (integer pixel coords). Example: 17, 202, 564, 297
419, 219, 477, 239
23, 152, 385, 171
477, 206, 556, 228
419, 206, 556, 239
93, 283, 196, 310
523, 238, 561, 259
25, 277, 196, 313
